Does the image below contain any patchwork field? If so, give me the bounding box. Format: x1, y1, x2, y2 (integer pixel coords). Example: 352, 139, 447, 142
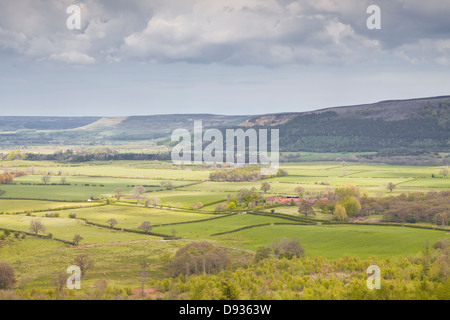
0, 159, 449, 294
214, 224, 448, 259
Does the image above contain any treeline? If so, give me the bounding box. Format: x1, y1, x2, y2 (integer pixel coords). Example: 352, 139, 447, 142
209, 166, 287, 182
22, 150, 171, 162
376, 192, 450, 224
166, 242, 231, 277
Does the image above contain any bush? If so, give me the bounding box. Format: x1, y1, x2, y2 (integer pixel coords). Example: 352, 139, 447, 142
167, 242, 231, 277
0, 262, 16, 290
69, 213, 77, 219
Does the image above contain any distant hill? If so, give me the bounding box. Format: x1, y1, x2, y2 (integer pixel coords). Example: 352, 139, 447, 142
0, 96, 448, 153
0, 117, 100, 132
241, 96, 450, 152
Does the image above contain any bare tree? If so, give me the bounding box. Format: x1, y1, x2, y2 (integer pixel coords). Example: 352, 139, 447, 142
138, 221, 152, 235
52, 273, 69, 293
131, 185, 146, 204
190, 202, 203, 210
113, 188, 124, 200
106, 218, 118, 229
29, 219, 46, 237
160, 180, 174, 190
73, 235, 83, 245
387, 182, 396, 192
271, 238, 304, 259
145, 197, 161, 208
73, 254, 94, 280
41, 174, 51, 185
139, 260, 149, 298
0, 261, 16, 290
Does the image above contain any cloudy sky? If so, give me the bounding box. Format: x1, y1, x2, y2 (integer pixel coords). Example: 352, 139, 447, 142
0, 0, 449, 116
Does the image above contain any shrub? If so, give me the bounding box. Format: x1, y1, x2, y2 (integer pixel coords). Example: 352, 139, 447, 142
0, 262, 16, 290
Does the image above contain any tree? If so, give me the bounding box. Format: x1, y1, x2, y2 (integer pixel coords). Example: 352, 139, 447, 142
215, 203, 227, 213
0, 261, 16, 290
167, 242, 231, 277
254, 247, 272, 263
335, 184, 360, 199
435, 212, 448, 227
60, 177, 67, 185
0, 174, 5, 184
227, 202, 237, 210
0, 189, 5, 198
41, 174, 51, 185
138, 221, 153, 234
271, 238, 304, 259
260, 182, 271, 194
440, 168, 449, 178
131, 185, 146, 204
294, 186, 305, 196
73, 254, 94, 280
191, 202, 203, 210
53, 273, 69, 293
73, 234, 83, 245
106, 218, 118, 229
113, 188, 124, 201
139, 260, 149, 298
334, 204, 348, 221
338, 196, 361, 217
160, 180, 174, 190
387, 182, 396, 192
145, 197, 161, 208
4, 173, 14, 184
220, 280, 241, 300
298, 200, 315, 217
29, 219, 46, 237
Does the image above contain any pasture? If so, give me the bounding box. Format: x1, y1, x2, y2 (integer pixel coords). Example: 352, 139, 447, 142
0, 159, 449, 292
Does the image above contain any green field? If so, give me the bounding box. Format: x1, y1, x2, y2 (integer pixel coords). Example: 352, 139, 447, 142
0, 199, 99, 213
0, 159, 449, 296
214, 224, 449, 259
0, 214, 156, 243
36, 204, 223, 228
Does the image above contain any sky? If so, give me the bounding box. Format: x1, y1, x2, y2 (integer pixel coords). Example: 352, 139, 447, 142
0, 0, 449, 116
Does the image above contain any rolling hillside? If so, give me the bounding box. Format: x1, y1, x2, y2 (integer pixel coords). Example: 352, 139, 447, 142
0, 96, 448, 153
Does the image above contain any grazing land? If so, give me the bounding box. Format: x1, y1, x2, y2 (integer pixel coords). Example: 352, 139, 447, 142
0, 158, 449, 299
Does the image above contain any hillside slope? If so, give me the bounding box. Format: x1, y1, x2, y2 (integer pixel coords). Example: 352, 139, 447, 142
0, 96, 448, 153
242, 96, 450, 152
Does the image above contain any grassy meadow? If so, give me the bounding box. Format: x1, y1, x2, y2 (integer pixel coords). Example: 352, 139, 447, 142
0, 159, 449, 294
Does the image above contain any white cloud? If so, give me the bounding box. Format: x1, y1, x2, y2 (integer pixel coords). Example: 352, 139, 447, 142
49, 51, 95, 64
0, 0, 448, 67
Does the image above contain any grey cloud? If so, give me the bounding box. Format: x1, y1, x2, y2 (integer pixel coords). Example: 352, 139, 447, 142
0, 0, 448, 66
